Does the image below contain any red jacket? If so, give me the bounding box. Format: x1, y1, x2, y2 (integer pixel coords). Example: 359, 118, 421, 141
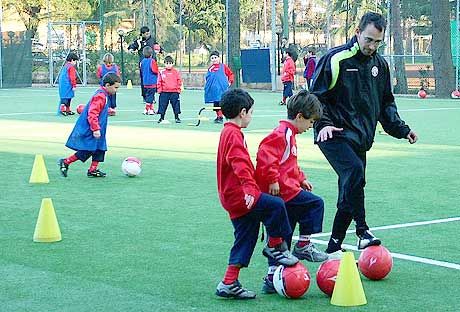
68, 64, 77, 88
157, 68, 182, 93
281, 56, 296, 83
217, 122, 261, 219
87, 88, 108, 132
255, 121, 306, 202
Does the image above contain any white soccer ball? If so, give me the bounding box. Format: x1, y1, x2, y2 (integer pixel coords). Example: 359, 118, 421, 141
121, 157, 142, 177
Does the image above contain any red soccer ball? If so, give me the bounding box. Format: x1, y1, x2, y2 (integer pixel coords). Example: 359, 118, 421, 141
316, 259, 340, 296
273, 262, 311, 299
417, 89, 427, 99
358, 245, 393, 280
451, 90, 460, 99
76, 104, 86, 114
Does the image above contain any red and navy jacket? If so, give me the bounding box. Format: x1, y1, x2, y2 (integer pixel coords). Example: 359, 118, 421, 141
217, 122, 261, 219
281, 56, 296, 83
157, 68, 182, 93
140, 57, 159, 88
255, 121, 306, 202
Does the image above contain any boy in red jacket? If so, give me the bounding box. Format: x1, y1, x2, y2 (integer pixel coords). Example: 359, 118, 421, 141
280, 49, 296, 105
157, 56, 182, 124
256, 90, 328, 294
215, 88, 298, 299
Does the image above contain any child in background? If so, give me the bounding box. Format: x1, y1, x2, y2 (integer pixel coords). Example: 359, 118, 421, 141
157, 55, 182, 124
59, 73, 121, 178
303, 48, 317, 90
280, 49, 296, 105
204, 51, 234, 124
140, 46, 159, 115
96, 53, 120, 114
215, 88, 298, 299
255, 90, 328, 294
58, 52, 79, 116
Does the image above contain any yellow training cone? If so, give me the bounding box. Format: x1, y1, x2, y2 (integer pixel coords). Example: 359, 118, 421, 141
29, 154, 49, 184
33, 198, 62, 243
127, 79, 133, 89
331, 252, 367, 306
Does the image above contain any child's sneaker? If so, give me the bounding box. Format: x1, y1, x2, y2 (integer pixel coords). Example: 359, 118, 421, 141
157, 118, 163, 123
262, 241, 299, 266
60, 111, 68, 116
326, 249, 346, 260
357, 230, 381, 249
143, 109, 148, 115
58, 159, 69, 177
216, 280, 256, 299
261, 275, 276, 294
279, 101, 286, 106
87, 169, 106, 178
67, 111, 75, 115
293, 242, 328, 262
214, 117, 223, 124
147, 109, 156, 115
175, 118, 181, 124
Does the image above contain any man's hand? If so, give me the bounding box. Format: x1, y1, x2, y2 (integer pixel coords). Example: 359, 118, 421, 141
93, 130, 101, 138
316, 126, 343, 142
407, 130, 418, 144
244, 194, 255, 210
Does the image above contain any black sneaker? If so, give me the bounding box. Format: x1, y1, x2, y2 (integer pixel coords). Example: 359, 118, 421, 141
357, 230, 381, 249
58, 158, 69, 177
175, 118, 181, 124
216, 280, 256, 299
262, 241, 299, 266
60, 111, 68, 116
87, 169, 106, 178
67, 111, 75, 115
261, 275, 276, 294
214, 117, 223, 124
157, 118, 164, 124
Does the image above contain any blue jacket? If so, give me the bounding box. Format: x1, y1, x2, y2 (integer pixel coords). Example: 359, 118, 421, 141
65, 88, 111, 152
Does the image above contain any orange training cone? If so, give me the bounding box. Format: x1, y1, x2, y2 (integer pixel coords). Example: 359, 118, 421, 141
29, 154, 49, 184
33, 198, 62, 243
331, 252, 367, 306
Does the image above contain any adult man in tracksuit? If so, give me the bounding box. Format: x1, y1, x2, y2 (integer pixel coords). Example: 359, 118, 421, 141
310, 12, 418, 258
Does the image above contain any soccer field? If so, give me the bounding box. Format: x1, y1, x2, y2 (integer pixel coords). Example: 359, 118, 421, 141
0, 86, 459, 311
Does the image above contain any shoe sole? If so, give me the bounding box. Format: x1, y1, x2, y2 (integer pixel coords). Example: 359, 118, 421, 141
358, 239, 381, 250
215, 290, 256, 299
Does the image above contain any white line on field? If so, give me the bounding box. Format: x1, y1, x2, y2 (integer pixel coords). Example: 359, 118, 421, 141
311, 216, 460, 238
305, 239, 460, 271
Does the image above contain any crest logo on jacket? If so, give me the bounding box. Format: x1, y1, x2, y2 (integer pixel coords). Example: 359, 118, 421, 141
371, 66, 379, 77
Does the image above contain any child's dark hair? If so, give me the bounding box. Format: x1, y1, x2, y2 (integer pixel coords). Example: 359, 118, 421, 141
102, 73, 121, 86
210, 51, 220, 58
140, 26, 150, 34
66, 52, 79, 62
164, 55, 174, 64
143, 46, 153, 58
221, 88, 254, 119
287, 90, 323, 120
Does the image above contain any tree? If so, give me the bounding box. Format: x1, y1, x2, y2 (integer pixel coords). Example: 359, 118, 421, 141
431, 0, 455, 97
391, 0, 408, 94
226, 0, 240, 87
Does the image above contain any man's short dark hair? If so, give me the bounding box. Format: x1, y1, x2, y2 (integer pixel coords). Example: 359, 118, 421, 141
164, 56, 174, 64
143, 46, 153, 58
140, 26, 150, 34
358, 12, 387, 32
210, 50, 220, 58
287, 90, 323, 120
66, 52, 79, 62
221, 89, 254, 119
102, 73, 121, 86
